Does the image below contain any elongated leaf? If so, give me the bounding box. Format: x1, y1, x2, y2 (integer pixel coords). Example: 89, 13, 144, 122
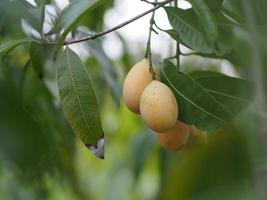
161, 60, 233, 131
0, 39, 33, 58
55, 0, 101, 54
190, 0, 218, 44
191, 71, 253, 114
57, 47, 104, 158
165, 7, 213, 54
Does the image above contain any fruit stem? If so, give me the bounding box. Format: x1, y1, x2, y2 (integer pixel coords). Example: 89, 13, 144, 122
174, 0, 180, 71
145, 0, 157, 80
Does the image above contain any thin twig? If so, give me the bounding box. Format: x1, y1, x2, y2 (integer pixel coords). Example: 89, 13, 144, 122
174, 0, 180, 70
145, 0, 158, 80
56, 0, 174, 45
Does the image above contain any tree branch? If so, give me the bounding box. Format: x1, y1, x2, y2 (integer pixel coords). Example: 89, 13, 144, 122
59, 0, 174, 45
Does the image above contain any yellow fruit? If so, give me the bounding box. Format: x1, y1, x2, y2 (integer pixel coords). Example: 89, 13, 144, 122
123, 59, 159, 113
140, 80, 178, 132
157, 120, 191, 150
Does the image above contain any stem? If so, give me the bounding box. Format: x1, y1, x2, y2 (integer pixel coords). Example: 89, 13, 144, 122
56, 0, 174, 45
174, 0, 180, 70
145, 1, 157, 80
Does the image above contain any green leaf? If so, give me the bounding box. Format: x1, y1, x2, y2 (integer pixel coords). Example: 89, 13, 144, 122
161, 60, 233, 131
205, 0, 223, 11
86, 40, 121, 106
190, 0, 218, 44
191, 71, 253, 114
165, 7, 213, 54
0, 39, 34, 58
57, 47, 104, 157
164, 29, 187, 46
55, 0, 101, 54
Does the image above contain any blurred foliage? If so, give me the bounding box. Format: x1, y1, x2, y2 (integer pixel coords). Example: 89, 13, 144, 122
0, 0, 267, 199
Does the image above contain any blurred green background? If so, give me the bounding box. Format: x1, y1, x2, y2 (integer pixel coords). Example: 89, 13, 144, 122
0, 0, 267, 200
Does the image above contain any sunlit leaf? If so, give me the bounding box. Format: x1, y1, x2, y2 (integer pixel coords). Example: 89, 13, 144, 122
57, 47, 104, 158
161, 60, 233, 130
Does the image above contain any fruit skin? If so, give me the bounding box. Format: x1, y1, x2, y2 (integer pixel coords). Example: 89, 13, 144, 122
140, 80, 178, 132
123, 59, 159, 113
157, 120, 191, 150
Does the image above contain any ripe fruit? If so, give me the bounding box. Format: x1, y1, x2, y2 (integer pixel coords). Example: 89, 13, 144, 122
140, 80, 178, 132
123, 59, 159, 113
157, 120, 191, 150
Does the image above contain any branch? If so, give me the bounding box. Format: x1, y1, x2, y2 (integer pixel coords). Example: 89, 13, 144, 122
60, 0, 174, 45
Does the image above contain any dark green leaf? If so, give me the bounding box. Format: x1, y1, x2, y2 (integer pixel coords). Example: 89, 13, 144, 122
0, 82, 47, 170
165, 7, 213, 54
205, 0, 223, 11
57, 47, 104, 157
55, 0, 101, 54
161, 60, 233, 131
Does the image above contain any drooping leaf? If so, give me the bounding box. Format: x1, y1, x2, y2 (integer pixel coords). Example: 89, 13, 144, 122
165, 7, 214, 54
161, 60, 233, 131
86, 40, 121, 106
55, 0, 101, 54
190, 0, 218, 44
57, 47, 104, 158
191, 71, 253, 114
0, 39, 34, 58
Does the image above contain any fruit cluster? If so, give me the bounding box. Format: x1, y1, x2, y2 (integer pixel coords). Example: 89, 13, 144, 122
123, 59, 206, 151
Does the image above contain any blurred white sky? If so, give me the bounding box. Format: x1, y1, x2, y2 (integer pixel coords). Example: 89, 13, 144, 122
26, 0, 235, 76
52, 0, 191, 60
